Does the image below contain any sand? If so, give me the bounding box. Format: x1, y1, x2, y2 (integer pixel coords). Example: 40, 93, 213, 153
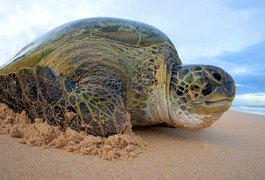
1, 103, 265, 179
0, 103, 146, 160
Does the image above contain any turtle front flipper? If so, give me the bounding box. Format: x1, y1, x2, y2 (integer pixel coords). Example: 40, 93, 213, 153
0, 65, 130, 137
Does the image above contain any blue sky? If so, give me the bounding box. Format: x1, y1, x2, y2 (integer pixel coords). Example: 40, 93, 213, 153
0, 0, 264, 106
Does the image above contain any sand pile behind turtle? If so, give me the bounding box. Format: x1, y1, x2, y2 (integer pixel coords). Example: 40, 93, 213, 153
0, 103, 146, 160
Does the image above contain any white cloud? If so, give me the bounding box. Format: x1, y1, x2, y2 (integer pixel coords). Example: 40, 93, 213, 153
118, 0, 265, 63
0, 0, 264, 67
234, 93, 265, 106
225, 63, 265, 77
0, 0, 123, 66
231, 67, 250, 75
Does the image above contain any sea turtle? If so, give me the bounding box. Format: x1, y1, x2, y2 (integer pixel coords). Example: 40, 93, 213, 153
0, 17, 235, 137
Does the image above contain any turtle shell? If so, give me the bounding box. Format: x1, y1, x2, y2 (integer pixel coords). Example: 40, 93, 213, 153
16, 18, 171, 57
91, 18, 170, 46
1, 17, 174, 72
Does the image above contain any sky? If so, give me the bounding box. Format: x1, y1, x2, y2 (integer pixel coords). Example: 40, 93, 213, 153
0, 0, 264, 106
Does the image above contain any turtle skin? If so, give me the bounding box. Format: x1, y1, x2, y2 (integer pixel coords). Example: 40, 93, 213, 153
0, 17, 181, 137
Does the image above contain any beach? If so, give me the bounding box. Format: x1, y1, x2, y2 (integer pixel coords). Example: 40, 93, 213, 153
1, 107, 265, 179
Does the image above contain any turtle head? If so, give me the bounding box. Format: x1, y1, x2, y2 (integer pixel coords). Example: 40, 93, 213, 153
168, 64, 235, 129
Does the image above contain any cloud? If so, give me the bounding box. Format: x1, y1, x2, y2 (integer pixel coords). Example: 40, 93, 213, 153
234, 93, 265, 106
117, 0, 265, 63
229, 67, 250, 75
221, 0, 265, 10
0, 0, 265, 67
215, 40, 265, 78
0, 0, 123, 66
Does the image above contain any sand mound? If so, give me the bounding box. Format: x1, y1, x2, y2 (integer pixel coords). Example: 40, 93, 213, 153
0, 103, 146, 160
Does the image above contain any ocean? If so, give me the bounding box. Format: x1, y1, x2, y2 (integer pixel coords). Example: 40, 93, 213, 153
231, 105, 265, 116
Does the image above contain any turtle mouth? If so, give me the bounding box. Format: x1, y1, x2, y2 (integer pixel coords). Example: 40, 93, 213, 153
190, 99, 233, 114
202, 99, 232, 112
205, 99, 232, 107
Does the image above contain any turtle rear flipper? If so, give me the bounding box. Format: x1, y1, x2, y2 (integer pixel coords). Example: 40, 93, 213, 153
0, 65, 130, 137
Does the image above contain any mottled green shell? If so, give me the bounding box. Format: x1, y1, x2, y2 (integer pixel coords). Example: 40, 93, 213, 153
2, 17, 175, 73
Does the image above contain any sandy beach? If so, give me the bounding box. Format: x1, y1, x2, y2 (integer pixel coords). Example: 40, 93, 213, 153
1, 107, 265, 179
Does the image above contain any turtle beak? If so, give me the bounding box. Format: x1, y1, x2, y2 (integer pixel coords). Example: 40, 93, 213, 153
190, 66, 236, 115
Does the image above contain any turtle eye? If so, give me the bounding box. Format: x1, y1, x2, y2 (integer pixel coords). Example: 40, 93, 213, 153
212, 72, 222, 82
